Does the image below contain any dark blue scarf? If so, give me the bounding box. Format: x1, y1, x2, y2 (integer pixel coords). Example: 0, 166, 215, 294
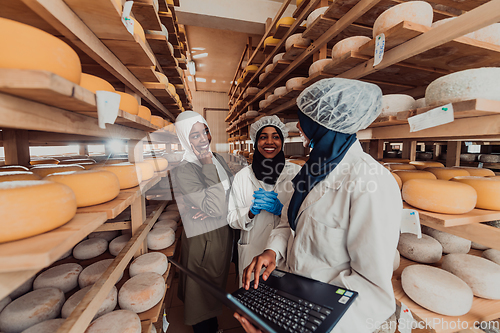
287, 111, 357, 230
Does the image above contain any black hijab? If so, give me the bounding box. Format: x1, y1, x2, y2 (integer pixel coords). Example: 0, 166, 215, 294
251, 126, 285, 186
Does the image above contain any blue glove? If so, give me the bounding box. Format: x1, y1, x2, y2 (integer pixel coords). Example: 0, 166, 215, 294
250, 189, 277, 216
253, 188, 278, 200
252, 189, 283, 216
250, 199, 262, 215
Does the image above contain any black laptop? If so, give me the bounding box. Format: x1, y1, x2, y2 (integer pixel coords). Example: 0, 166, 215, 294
169, 259, 358, 333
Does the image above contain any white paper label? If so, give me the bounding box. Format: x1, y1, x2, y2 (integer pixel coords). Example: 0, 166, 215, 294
96, 91, 120, 129
121, 1, 135, 36
408, 103, 454, 132
401, 209, 421, 238
398, 302, 416, 333
373, 33, 385, 66
163, 310, 170, 332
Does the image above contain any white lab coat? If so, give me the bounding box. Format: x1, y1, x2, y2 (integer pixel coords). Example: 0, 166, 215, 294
266, 140, 402, 333
228, 161, 301, 285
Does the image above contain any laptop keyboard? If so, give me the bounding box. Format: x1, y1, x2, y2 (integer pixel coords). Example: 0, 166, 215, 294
235, 283, 332, 333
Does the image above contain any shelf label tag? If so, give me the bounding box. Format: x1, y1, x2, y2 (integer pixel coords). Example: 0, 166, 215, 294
163, 309, 170, 332
398, 302, 416, 333
401, 209, 421, 238
121, 1, 135, 36
373, 33, 385, 66
408, 103, 454, 132
96, 91, 120, 129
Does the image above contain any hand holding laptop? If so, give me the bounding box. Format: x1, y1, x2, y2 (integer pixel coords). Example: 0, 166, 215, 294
242, 249, 277, 290
234, 312, 262, 333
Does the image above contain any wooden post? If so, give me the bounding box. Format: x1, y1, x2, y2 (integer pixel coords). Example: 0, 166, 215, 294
446, 141, 461, 167
433, 144, 442, 161
369, 139, 384, 160
131, 194, 147, 257
127, 139, 144, 163
79, 144, 88, 156
265, 17, 273, 34
402, 140, 417, 161
3, 129, 30, 166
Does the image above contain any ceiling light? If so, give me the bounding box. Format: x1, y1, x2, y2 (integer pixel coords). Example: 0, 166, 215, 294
188, 60, 196, 75
195, 77, 207, 82
191, 47, 205, 51
192, 53, 208, 59
211, 79, 216, 83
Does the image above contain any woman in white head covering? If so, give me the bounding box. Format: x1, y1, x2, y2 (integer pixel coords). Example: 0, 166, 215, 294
171, 111, 234, 333
227, 116, 301, 286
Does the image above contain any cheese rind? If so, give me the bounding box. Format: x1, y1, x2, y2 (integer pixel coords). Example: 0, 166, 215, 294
331, 36, 371, 58
61, 285, 117, 319
33, 263, 82, 293
118, 272, 165, 313
85, 310, 141, 333
0, 171, 41, 182
80, 73, 115, 93
79, 259, 123, 288
73, 238, 108, 260
129, 252, 168, 277
372, 1, 433, 38
31, 164, 85, 178
116, 92, 139, 115
20, 318, 66, 333
138, 106, 152, 121
91, 163, 142, 189
451, 176, 500, 210
409, 161, 444, 170
398, 233, 442, 263
384, 163, 416, 171
147, 227, 175, 250
424, 167, 470, 180
9, 276, 35, 300
144, 157, 169, 171
154, 219, 178, 231
88, 230, 120, 242
393, 170, 437, 184
109, 235, 132, 256
452, 167, 495, 177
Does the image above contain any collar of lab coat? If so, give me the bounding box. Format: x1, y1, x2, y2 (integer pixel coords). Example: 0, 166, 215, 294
249, 161, 297, 191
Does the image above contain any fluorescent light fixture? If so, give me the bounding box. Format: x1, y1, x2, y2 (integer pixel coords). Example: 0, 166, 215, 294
195, 77, 207, 82
107, 139, 125, 154
211, 79, 216, 83
191, 47, 205, 51
192, 52, 208, 59
188, 60, 196, 75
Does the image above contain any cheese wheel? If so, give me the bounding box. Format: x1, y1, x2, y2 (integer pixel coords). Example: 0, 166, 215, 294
144, 157, 169, 171
159, 210, 180, 221
0, 171, 41, 182
31, 164, 85, 178
109, 235, 132, 256
398, 233, 442, 263
483, 249, 500, 265
86, 310, 141, 333
384, 163, 416, 171
402, 179, 477, 214
62, 285, 117, 319
415, 97, 426, 108
138, 106, 152, 121
372, 1, 433, 38
155, 72, 169, 86
145, 23, 168, 38
382, 158, 411, 163
30, 158, 59, 165
401, 265, 473, 316
9, 276, 35, 300
307, 7, 328, 27
0, 297, 11, 314
265, 64, 274, 74
247, 87, 260, 95
422, 226, 471, 254
451, 176, 500, 210
381, 94, 416, 117
147, 227, 175, 250
267, 94, 278, 103
154, 219, 178, 231
285, 33, 311, 51
273, 53, 285, 64
274, 86, 289, 97
116, 92, 139, 115
150, 115, 165, 128
331, 36, 371, 58
0, 18, 82, 84
92, 163, 142, 189
263, 37, 280, 47
45, 170, 120, 207
246, 110, 259, 118
165, 203, 178, 211
129, 252, 168, 277
276, 17, 295, 29
167, 83, 176, 96
134, 162, 155, 181
259, 73, 267, 83
33, 263, 82, 293
471, 241, 489, 250
88, 230, 120, 242
286, 77, 306, 91
259, 100, 269, 109
80, 73, 115, 93
393, 170, 437, 184
0, 165, 29, 172
131, 17, 146, 43
21, 318, 65, 333
309, 59, 331, 76
479, 154, 500, 163
391, 172, 402, 190
424, 167, 470, 180
118, 272, 165, 313
59, 158, 96, 165
0, 181, 77, 243
452, 167, 495, 177
409, 161, 444, 170
0, 288, 65, 333
79, 259, 123, 288
73, 238, 108, 260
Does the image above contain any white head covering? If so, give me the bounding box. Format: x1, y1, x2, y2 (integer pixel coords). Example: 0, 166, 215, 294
175, 111, 230, 191
249, 115, 288, 144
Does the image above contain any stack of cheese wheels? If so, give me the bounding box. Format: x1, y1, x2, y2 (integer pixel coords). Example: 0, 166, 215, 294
307, 7, 329, 27
285, 33, 311, 51
134, 162, 155, 181
129, 252, 169, 277
0, 181, 77, 243
276, 16, 295, 28
30, 158, 60, 165
85, 310, 141, 333
402, 179, 477, 214
409, 161, 444, 169
79, 259, 123, 288
62, 285, 117, 319
150, 115, 165, 128
88, 230, 120, 242
398, 233, 442, 263
331, 36, 371, 59
0, 18, 82, 84
73, 238, 108, 260
384, 163, 416, 171
372, 1, 433, 38
286, 77, 306, 90
31, 164, 85, 178
263, 36, 280, 47
45, 170, 120, 207
33, 263, 82, 293
394, 170, 436, 184
309, 58, 332, 76
0, 165, 29, 172
0, 288, 65, 333
138, 105, 152, 121
92, 163, 142, 189
0, 171, 41, 182
391, 172, 402, 189
381, 94, 416, 117
109, 234, 132, 256
80, 73, 115, 93
144, 157, 169, 171
118, 272, 165, 313
425, 68, 500, 106
147, 227, 175, 250
451, 176, 500, 210
453, 166, 495, 177
21, 318, 66, 333
424, 167, 470, 180
116, 91, 139, 115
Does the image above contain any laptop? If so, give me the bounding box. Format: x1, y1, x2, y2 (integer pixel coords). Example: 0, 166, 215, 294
169, 259, 358, 333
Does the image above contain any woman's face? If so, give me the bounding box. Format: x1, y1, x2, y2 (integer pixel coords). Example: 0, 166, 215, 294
257, 126, 282, 159
189, 122, 212, 153
297, 121, 310, 148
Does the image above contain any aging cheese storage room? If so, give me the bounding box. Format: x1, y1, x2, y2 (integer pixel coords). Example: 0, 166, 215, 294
1, 0, 500, 333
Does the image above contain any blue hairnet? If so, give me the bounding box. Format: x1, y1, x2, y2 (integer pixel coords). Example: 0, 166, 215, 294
296, 78, 382, 134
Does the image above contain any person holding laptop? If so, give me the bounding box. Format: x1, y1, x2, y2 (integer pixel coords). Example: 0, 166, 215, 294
227, 116, 301, 286
235, 78, 402, 333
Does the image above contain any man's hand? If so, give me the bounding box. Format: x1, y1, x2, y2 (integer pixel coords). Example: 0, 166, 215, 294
233, 313, 262, 333
242, 249, 277, 290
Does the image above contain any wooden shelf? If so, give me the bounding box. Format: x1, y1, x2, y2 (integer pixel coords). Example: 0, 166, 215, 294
274, 24, 306, 40
77, 192, 138, 219
128, 66, 160, 82
263, 43, 280, 54
292, 0, 310, 19
282, 44, 308, 61
133, 0, 162, 31
368, 116, 408, 128
158, 12, 177, 42
146, 34, 176, 67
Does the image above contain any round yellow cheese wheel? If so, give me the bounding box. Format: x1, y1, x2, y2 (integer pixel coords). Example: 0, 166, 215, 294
31, 164, 85, 178
91, 163, 142, 189
30, 158, 60, 165
409, 161, 445, 170
144, 157, 168, 171
45, 170, 120, 207
0, 18, 82, 84
116, 91, 139, 115
0, 171, 41, 182
394, 170, 437, 184
138, 105, 152, 121
276, 17, 295, 29
264, 37, 280, 47
132, 17, 146, 43
155, 71, 169, 86
424, 167, 470, 180
150, 115, 165, 128
244, 65, 259, 72
0, 165, 29, 172
451, 176, 500, 210
296, 0, 303, 6
384, 163, 416, 171
134, 162, 155, 180
80, 73, 115, 93
0, 181, 77, 243
167, 83, 176, 95
391, 172, 402, 189
402, 179, 477, 214
452, 167, 495, 177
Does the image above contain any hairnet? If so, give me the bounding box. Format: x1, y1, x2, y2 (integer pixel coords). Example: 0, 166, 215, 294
296, 78, 382, 134
249, 116, 288, 143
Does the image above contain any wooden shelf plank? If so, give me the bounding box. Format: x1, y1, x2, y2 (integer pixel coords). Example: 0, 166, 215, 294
282, 44, 308, 61
141, 321, 152, 333
133, 0, 162, 31
369, 116, 408, 128
143, 83, 177, 104
397, 99, 500, 121
292, 0, 310, 18
263, 43, 280, 54
0, 212, 107, 273
77, 192, 138, 219
274, 24, 306, 40
115, 111, 159, 132
128, 66, 160, 82
94, 221, 131, 232
103, 38, 156, 67
0, 269, 39, 300
146, 34, 176, 67
302, 15, 337, 40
